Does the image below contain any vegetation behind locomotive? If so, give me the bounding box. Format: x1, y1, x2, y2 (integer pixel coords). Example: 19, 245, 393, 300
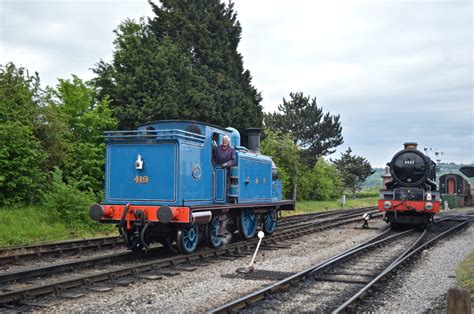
378, 142, 441, 227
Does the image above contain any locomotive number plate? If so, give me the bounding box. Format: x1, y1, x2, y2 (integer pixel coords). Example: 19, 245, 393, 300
133, 176, 149, 184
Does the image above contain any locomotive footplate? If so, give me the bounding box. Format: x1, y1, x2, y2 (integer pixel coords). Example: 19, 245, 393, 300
189, 200, 295, 212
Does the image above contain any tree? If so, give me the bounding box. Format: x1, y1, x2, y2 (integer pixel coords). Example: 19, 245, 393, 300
34, 96, 70, 170
0, 63, 46, 205
264, 92, 343, 167
260, 130, 299, 199
332, 148, 374, 198
312, 159, 343, 200
0, 63, 41, 127
94, 0, 263, 132
261, 132, 344, 201
0, 63, 116, 206
52, 76, 117, 195
0, 122, 46, 205
94, 19, 204, 129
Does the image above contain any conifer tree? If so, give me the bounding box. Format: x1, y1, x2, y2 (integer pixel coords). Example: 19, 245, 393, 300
332, 148, 374, 198
264, 92, 343, 167
94, 1, 262, 131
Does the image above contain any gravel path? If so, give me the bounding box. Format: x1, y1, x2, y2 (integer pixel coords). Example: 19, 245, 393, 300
357, 222, 474, 312
46, 220, 387, 312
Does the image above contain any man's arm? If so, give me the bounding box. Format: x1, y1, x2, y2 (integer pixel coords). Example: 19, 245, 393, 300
223, 148, 236, 168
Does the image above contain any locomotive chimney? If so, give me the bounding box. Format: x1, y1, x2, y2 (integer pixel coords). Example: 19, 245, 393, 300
246, 128, 261, 154
403, 142, 418, 150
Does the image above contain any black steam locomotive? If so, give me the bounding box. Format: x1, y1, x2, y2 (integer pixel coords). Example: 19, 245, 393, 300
379, 142, 441, 227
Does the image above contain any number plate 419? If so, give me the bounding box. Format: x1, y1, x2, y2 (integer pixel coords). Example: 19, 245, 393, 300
134, 176, 149, 184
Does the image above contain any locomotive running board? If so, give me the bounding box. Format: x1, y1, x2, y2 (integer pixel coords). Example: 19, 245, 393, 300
190, 200, 295, 211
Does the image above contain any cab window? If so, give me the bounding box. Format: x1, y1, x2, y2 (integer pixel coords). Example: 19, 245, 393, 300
212, 132, 223, 147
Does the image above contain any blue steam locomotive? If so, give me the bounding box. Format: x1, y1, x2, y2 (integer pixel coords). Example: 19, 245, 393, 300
89, 120, 294, 254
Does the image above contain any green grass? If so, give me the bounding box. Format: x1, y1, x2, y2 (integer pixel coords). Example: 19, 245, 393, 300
285, 197, 378, 216
456, 252, 474, 292
0, 205, 114, 247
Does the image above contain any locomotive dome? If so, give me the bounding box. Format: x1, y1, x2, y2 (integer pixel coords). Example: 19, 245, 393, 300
390, 143, 431, 187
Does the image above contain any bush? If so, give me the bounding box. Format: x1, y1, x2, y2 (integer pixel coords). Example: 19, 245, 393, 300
42, 168, 96, 228
261, 130, 299, 199
0, 122, 46, 205
295, 160, 343, 201
312, 159, 343, 200
296, 166, 314, 201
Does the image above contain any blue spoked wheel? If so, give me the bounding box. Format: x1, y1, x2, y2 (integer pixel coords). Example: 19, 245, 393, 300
177, 224, 199, 254
263, 211, 277, 235
238, 209, 257, 240
206, 216, 224, 249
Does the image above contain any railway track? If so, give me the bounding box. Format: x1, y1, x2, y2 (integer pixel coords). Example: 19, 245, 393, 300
0, 207, 377, 308
0, 236, 124, 266
0, 206, 374, 267
277, 206, 375, 228
208, 216, 473, 313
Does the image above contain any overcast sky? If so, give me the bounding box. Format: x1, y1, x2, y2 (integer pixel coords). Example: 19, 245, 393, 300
1, 0, 472, 167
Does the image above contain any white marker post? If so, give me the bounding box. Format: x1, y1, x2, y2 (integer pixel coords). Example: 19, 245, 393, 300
340, 194, 346, 208
237, 231, 265, 274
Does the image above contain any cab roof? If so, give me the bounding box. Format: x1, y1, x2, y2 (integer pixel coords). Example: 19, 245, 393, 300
138, 120, 230, 133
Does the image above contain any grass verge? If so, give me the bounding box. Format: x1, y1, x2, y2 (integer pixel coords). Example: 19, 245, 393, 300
284, 197, 378, 216
456, 252, 474, 292
0, 205, 114, 247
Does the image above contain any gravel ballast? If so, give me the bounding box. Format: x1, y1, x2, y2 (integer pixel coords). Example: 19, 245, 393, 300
357, 223, 474, 312
34, 216, 474, 312
47, 220, 387, 312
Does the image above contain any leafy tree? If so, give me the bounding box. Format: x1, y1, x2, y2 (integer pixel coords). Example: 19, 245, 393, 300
312, 159, 343, 200
0, 63, 41, 127
295, 165, 314, 201
0, 122, 46, 205
94, 0, 263, 132
294, 160, 343, 201
332, 148, 374, 198
0, 61, 117, 205
34, 99, 70, 171
52, 76, 117, 195
0, 63, 46, 205
264, 92, 343, 167
260, 130, 299, 199
261, 131, 343, 201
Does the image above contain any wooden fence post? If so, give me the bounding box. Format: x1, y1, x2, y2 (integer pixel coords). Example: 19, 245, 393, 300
447, 287, 472, 314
